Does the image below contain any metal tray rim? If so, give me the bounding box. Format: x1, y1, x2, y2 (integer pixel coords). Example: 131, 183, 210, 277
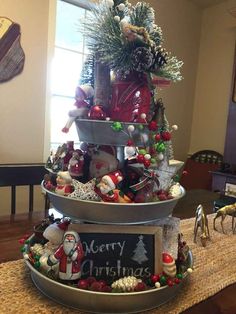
42, 182, 186, 207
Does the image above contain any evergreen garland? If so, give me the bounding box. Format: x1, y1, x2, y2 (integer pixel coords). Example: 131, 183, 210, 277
83, 0, 183, 81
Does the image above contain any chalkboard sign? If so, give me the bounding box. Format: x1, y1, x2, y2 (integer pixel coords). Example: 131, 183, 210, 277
69, 224, 162, 282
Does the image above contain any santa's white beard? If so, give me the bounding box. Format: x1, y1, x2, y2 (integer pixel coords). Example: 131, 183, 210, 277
63, 239, 75, 256
98, 184, 112, 195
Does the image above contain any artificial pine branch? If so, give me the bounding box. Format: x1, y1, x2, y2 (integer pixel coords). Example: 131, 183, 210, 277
129, 2, 155, 31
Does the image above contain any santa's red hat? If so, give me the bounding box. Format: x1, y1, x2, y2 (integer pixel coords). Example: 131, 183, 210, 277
102, 170, 123, 190
58, 219, 71, 231
162, 252, 175, 266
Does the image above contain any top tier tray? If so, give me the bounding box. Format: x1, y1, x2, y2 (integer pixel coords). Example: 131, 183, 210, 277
75, 119, 149, 147
43, 185, 185, 224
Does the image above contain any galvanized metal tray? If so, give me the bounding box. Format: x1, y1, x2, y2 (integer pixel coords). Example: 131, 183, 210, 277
75, 119, 149, 146
24, 250, 193, 313
43, 184, 185, 224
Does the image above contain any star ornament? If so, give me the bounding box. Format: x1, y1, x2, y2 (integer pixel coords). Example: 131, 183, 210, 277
155, 157, 184, 191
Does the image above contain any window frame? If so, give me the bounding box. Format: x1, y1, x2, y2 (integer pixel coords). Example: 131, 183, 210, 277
49, 0, 93, 151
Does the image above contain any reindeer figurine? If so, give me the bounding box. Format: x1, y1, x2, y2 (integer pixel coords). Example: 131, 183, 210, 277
194, 204, 210, 247
213, 203, 236, 234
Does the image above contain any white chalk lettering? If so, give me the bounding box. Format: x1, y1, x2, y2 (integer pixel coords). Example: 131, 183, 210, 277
82, 240, 126, 256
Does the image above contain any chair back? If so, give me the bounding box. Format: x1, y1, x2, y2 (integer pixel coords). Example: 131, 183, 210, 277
0, 164, 48, 214
180, 150, 223, 190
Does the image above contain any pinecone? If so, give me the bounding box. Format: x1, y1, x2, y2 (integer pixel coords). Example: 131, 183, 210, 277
111, 276, 142, 292
131, 47, 154, 72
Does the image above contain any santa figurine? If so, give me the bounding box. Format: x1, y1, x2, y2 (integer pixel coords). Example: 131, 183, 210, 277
47, 230, 84, 281
68, 150, 84, 178
162, 252, 177, 278
55, 171, 73, 196
95, 170, 124, 202
38, 219, 71, 273
89, 145, 119, 179
62, 84, 94, 133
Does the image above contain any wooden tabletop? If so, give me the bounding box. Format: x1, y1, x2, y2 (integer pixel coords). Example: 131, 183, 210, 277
0, 190, 236, 314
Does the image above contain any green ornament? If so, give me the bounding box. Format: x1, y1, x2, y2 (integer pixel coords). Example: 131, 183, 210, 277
25, 239, 30, 244
156, 142, 166, 153
176, 273, 183, 279
111, 122, 123, 132
34, 261, 41, 269
20, 246, 26, 253
150, 158, 156, 164
174, 174, 180, 182
138, 124, 144, 130
160, 275, 167, 286
34, 255, 40, 261
139, 149, 147, 155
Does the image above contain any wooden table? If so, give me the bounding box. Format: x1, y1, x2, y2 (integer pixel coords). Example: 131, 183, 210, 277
0, 190, 236, 314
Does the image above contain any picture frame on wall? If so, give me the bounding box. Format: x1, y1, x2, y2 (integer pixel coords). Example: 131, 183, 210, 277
225, 182, 236, 198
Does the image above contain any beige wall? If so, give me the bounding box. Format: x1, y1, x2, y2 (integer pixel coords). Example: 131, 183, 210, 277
0, 0, 50, 164
190, 1, 236, 155
0, 0, 51, 215
148, 0, 202, 161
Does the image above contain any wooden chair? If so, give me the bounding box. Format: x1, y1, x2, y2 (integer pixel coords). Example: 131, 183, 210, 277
0, 164, 48, 214
190, 150, 223, 165
180, 150, 223, 190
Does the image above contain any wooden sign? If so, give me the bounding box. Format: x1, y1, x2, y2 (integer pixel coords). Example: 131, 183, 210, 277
69, 224, 162, 282
0, 17, 25, 83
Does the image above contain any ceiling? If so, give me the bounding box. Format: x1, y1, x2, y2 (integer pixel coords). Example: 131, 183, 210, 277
190, 0, 227, 9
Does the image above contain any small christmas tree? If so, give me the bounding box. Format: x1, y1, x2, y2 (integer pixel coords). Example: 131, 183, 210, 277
132, 235, 149, 264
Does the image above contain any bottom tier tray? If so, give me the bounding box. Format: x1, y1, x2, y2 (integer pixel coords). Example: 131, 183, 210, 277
24, 251, 193, 314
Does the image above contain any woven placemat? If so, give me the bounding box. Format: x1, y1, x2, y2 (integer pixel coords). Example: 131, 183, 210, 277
0, 214, 236, 314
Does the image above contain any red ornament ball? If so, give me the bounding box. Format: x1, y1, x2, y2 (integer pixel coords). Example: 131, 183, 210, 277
78, 279, 89, 290
88, 105, 106, 120
148, 121, 158, 131
86, 276, 96, 285
154, 133, 161, 142
151, 274, 160, 283
90, 281, 102, 291
158, 193, 168, 201
98, 280, 107, 288
143, 159, 151, 168
161, 131, 171, 141
134, 282, 146, 291
167, 278, 174, 287
137, 154, 145, 163
126, 139, 134, 146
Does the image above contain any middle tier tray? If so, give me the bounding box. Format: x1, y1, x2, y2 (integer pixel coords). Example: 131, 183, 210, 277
43, 185, 185, 224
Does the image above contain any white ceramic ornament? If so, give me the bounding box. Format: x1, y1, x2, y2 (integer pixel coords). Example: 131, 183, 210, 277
114, 15, 121, 22
118, 3, 125, 11
127, 125, 135, 133
169, 183, 182, 198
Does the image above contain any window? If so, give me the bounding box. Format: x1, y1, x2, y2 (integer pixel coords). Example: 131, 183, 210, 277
50, 0, 90, 151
